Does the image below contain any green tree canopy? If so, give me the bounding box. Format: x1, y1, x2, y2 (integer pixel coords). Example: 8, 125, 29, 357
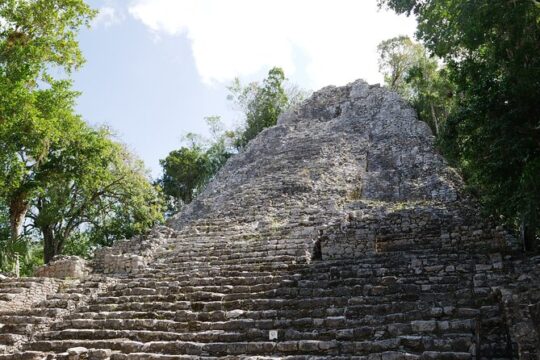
377, 36, 455, 135
159, 116, 237, 214
377, 35, 424, 96
160, 146, 211, 210
0, 1, 165, 268
0, 0, 96, 242
27, 128, 163, 263
230, 67, 289, 149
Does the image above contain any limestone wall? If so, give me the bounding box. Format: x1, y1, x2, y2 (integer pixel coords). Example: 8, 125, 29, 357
92, 225, 176, 274
318, 203, 517, 261
0, 277, 60, 313
492, 255, 540, 358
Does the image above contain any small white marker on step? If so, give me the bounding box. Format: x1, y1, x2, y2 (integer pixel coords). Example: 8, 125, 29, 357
269, 330, 278, 341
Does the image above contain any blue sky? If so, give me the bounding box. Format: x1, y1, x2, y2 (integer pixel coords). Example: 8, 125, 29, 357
73, 0, 416, 178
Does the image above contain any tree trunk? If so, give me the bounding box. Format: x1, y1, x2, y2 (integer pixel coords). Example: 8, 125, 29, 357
9, 193, 28, 241
42, 226, 57, 264
42, 225, 69, 264
430, 103, 439, 136
523, 225, 537, 252
523, 220, 538, 252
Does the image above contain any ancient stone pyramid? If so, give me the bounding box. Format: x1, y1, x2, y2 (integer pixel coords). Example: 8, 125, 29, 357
1, 80, 539, 359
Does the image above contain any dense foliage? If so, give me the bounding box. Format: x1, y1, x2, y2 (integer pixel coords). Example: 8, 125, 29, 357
377, 36, 424, 96
380, 0, 540, 250
377, 36, 455, 135
0, 0, 96, 241
230, 67, 289, 149
28, 128, 164, 263
159, 117, 235, 214
0, 0, 163, 273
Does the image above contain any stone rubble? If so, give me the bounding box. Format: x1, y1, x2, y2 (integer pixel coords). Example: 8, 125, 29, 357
92, 226, 176, 275
0, 79, 538, 359
34, 256, 89, 280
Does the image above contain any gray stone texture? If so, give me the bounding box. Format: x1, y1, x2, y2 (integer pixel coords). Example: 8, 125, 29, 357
34, 256, 89, 280
0, 80, 538, 359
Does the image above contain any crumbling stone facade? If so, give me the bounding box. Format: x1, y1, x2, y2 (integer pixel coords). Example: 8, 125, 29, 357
34, 256, 89, 280
92, 226, 176, 274
0, 80, 538, 359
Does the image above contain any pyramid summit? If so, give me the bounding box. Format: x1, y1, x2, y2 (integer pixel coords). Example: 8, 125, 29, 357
1, 80, 539, 359
169, 79, 505, 256
179, 79, 461, 217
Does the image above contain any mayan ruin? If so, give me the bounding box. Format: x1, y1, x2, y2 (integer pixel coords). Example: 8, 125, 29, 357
1, 80, 539, 359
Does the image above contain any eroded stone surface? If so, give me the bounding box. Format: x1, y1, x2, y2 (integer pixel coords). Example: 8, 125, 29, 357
92, 226, 176, 274
171, 81, 464, 232
1, 80, 538, 359
34, 256, 89, 280
0, 278, 59, 312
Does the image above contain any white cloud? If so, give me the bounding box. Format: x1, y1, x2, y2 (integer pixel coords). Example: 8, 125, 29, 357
92, 6, 123, 28
128, 0, 417, 88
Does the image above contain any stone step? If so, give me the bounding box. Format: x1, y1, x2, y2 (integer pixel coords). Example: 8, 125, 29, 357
0, 316, 51, 325
106, 283, 276, 296
104, 350, 432, 360
163, 255, 303, 267
110, 271, 470, 289
88, 286, 476, 310
83, 302, 192, 313
0, 283, 33, 290
143, 261, 477, 278
158, 238, 301, 251
0, 294, 16, 302
108, 278, 472, 299
103, 280, 470, 300
68, 302, 482, 323
140, 263, 295, 276
45, 293, 85, 302
0, 278, 52, 284
39, 324, 477, 349
0, 349, 483, 360
0, 308, 65, 318
110, 354, 207, 360
35, 299, 70, 309
0, 288, 26, 295
157, 249, 308, 262
84, 293, 477, 319
76, 303, 480, 324
0, 351, 49, 360
111, 270, 468, 290
49, 315, 477, 336
166, 250, 298, 259
0, 323, 33, 336
121, 268, 352, 281
24, 338, 476, 356
160, 238, 260, 248
0, 333, 26, 346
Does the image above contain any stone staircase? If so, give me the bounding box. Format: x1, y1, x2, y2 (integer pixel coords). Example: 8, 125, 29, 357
1, 79, 538, 359
1, 222, 515, 359
0, 276, 113, 355
0, 277, 59, 353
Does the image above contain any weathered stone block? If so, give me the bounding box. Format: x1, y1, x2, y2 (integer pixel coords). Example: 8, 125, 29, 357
411, 320, 437, 332
34, 256, 88, 279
